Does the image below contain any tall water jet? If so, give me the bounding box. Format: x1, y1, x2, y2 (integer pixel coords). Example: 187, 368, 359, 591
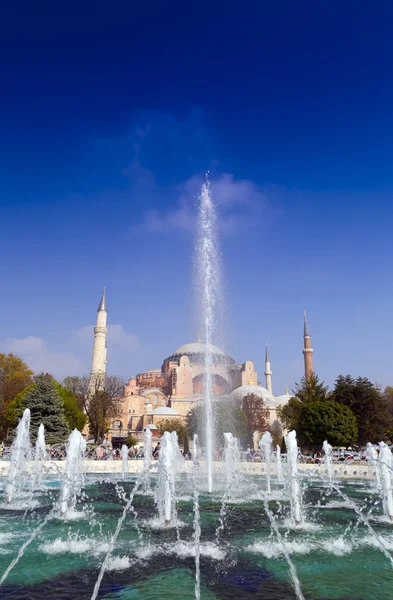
6, 408, 31, 504
143, 427, 152, 493
196, 179, 222, 493
286, 430, 303, 527
378, 442, 393, 521
322, 440, 333, 481
192, 434, 201, 600
223, 432, 240, 489
276, 444, 284, 483
60, 429, 86, 517
156, 431, 184, 526
366, 443, 380, 487
120, 444, 128, 480
259, 431, 273, 494
32, 423, 47, 490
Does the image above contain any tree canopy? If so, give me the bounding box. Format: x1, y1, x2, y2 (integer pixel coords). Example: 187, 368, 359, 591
157, 418, 189, 448
7, 374, 70, 444
0, 353, 33, 438
187, 398, 248, 449
331, 375, 388, 444
297, 399, 358, 450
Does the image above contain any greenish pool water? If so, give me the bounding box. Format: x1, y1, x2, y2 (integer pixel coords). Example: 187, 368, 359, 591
0, 475, 392, 599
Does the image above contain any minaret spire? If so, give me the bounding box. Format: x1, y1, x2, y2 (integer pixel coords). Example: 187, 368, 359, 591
89, 288, 108, 392
302, 310, 314, 381
264, 341, 272, 394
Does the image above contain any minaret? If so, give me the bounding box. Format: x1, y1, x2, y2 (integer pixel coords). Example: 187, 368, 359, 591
303, 311, 314, 381
264, 342, 272, 393
89, 288, 108, 390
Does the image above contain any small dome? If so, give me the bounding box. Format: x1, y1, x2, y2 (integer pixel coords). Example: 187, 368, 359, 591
230, 384, 277, 407
148, 406, 179, 416
174, 341, 226, 356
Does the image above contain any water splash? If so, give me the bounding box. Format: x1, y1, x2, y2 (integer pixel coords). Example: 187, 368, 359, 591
32, 423, 47, 491
156, 431, 184, 526
223, 432, 240, 490
60, 429, 86, 517
286, 430, 303, 527
196, 178, 222, 493
276, 445, 284, 483
192, 435, 201, 600
6, 408, 31, 504
259, 431, 273, 494
322, 440, 333, 481
120, 444, 128, 480
366, 442, 380, 487
379, 442, 393, 521
143, 428, 153, 494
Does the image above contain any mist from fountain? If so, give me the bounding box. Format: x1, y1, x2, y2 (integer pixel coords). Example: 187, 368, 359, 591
378, 442, 393, 521
259, 431, 272, 494
120, 444, 128, 480
32, 423, 47, 490
196, 179, 222, 493
276, 444, 284, 483
60, 429, 86, 517
6, 408, 31, 504
156, 431, 184, 526
286, 430, 303, 526
322, 439, 333, 481
366, 442, 380, 487
143, 427, 152, 493
223, 432, 240, 490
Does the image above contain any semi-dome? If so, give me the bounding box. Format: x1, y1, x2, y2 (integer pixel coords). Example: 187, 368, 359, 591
174, 341, 226, 356
148, 406, 179, 416
230, 384, 277, 406
275, 393, 291, 406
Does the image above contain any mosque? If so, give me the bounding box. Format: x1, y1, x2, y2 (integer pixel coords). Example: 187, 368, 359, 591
88, 290, 314, 446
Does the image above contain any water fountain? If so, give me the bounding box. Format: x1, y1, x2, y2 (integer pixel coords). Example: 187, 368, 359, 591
143, 427, 152, 493
192, 434, 201, 600
196, 179, 222, 493
60, 428, 87, 517
286, 430, 303, 527
322, 439, 333, 481
276, 444, 284, 482
378, 442, 393, 521
156, 431, 184, 526
120, 444, 128, 480
32, 423, 47, 490
259, 431, 273, 494
6, 408, 31, 504
366, 442, 380, 487
223, 432, 240, 489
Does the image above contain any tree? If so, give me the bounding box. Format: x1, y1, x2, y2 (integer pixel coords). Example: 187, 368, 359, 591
187, 399, 248, 449
277, 373, 328, 434
8, 374, 70, 444
68, 375, 125, 443
331, 375, 388, 444
241, 394, 269, 448
383, 386, 393, 440
280, 436, 287, 454
270, 420, 283, 448
124, 435, 138, 448
0, 353, 33, 438
297, 400, 358, 451
157, 418, 189, 448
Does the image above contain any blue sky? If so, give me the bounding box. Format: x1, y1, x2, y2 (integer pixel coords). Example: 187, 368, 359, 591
1, 1, 393, 392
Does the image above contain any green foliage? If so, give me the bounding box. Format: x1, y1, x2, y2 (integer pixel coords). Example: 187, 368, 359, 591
8, 374, 70, 444
277, 397, 302, 432
280, 436, 287, 454
124, 435, 138, 447
183, 434, 190, 455
55, 384, 87, 431
331, 375, 388, 444
297, 400, 358, 450
0, 353, 33, 438
293, 373, 329, 404
187, 399, 248, 449
241, 394, 269, 448
270, 420, 283, 448
157, 418, 189, 447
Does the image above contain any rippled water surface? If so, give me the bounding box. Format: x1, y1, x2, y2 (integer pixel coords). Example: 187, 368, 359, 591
0, 474, 392, 599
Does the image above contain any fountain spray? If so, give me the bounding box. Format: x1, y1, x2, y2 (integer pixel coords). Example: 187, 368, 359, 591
32, 423, 47, 490
276, 444, 284, 482
223, 432, 240, 491
366, 442, 380, 487
6, 408, 31, 504
378, 442, 393, 521
156, 431, 184, 526
60, 429, 86, 517
286, 430, 303, 527
120, 444, 128, 480
322, 440, 333, 481
143, 427, 153, 493
259, 431, 273, 494
196, 179, 222, 493
193, 434, 201, 600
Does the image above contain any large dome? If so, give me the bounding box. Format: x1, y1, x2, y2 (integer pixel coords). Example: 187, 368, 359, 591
174, 341, 226, 356
230, 384, 277, 407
